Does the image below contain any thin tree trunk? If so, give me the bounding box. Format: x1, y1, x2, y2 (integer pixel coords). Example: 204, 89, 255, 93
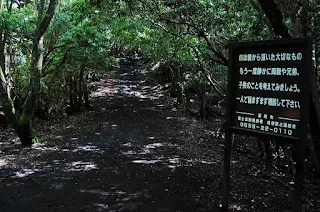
257, 0, 290, 38
257, 0, 320, 172
79, 65, 90, 108
83, 83, 90, 108
78, 64, 87, 107
199, 83, 206, 119
0, 0, 57, 146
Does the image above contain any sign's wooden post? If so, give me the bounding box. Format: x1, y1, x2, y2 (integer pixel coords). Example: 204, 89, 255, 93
222, 44, 235, 212
293, 135, 307, 212
223, 38, 312, 212
222, 130, 232, 212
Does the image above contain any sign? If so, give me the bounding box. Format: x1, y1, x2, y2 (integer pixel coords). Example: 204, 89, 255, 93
226, 38, 311, 140
223, 38, 312, 212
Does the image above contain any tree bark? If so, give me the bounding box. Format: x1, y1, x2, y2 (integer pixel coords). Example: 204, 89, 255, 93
283, 0, 302, 37
19, 0, 57, 145
0, 0, 57, 146
199, 83, 206, 119
83, 83, 90, 108
257, 0, 320, 172
257, 0, 291, 38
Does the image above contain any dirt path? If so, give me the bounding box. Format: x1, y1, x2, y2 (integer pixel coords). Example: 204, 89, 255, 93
1, 58, 320, 212
0, 58, 222, 212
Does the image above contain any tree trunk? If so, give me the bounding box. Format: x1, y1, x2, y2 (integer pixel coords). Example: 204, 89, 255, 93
257, 0, 320, 172
16, 122, 33, 146
81, 67, 90, 108
79, 63, 91, 108
0, 0, 57, 146
83, 83, 90, 108
0, 111, 7, 128
68, 75, 75, 113
78, 64, 90, 108
257, 0, 290, 38
79, 65, 84, 106
175, 65, 184, 104
199, 83, 206, 119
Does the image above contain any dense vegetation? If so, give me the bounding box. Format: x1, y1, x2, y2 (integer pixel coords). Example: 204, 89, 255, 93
0, 0, 319, 167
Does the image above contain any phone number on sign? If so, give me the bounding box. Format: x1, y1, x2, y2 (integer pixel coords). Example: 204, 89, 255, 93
239, 122, 293, 136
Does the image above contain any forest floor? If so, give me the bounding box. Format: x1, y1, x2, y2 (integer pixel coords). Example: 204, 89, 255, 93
0, 58, 320, 212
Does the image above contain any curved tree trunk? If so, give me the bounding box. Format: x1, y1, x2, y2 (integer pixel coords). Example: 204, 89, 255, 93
0, 0, 57, 146
257, 0, 320, 172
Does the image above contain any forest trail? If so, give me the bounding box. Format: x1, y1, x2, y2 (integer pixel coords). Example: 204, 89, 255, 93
0, 58, 222, 212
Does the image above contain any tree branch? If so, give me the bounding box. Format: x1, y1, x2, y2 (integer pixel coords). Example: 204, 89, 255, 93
284, 0, 302, 37
43, 43, 71, 66
157, 16, 228, 66
257, 0, 291, 38
43, 47, 73, 74
36, 0, 58, 41
198, 30, 228, 66
144, 16, 226, 97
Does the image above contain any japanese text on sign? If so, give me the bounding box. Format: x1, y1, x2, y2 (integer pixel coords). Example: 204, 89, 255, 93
228, 40, 309, 138
238, 52, 302, 62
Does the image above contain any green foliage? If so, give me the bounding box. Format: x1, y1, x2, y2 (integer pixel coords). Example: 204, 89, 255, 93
40, 141, 55, 147
32, 136, 55, 147
32, 136, 38, 144
2, 0, 319, 118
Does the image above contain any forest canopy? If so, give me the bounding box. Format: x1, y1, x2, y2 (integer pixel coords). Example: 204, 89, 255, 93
0, 0, 319, 147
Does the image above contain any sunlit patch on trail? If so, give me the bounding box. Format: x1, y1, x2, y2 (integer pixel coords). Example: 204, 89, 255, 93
130, 156, 193, 168
121, 150, 135, 155
92, 203, 109, 209
121, 140, 218, 169
131, 159, 162, 164
168, 157, 180, 164
63, 161, 98, 172
80, 188, 150, 200
80, 189, 126, 196
122, 149, 151, 156
0, 159, 7, 168
120, 141, 200, 168
122, 142, 133, 147
72, 145, 102, 153
91, 86, 119, 98
90, 74, 165, 100
198, 160, 217, 165
230, 204, 242, 211
12, 169, 38, 178
50, 182, 64, 190
81, 188, 147, 210
144, 143, 163, 148
121, 142, 177, 157
166, 157, 193, 169
120, 72, 130, 76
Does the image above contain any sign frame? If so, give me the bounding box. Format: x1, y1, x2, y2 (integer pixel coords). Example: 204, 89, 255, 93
222, 38, 312, 212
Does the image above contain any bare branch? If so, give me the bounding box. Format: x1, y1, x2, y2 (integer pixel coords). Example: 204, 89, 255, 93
198, 31, 228, 66
144, 15, 226, 97
43, 43, 71, 66
43, 47, 73, 74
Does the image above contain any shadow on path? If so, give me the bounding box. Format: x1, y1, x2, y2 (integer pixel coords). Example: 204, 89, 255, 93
0, 58, 222, 212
